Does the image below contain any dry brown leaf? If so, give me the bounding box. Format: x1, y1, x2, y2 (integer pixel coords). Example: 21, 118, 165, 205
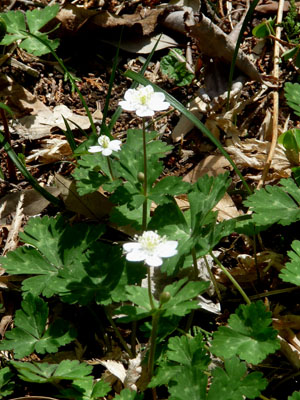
278, 336, 300, 369
274, 315, 300, 331
100, 353, 142, 391
0, 73, 48, 119
183, 155, 239, 220
186, 12, 262, 82
183, 155, 232, 181
55, 4, 163, 37
225, 137, 292, 179
255, 1, 297, 13
16, 104, 91, 140
2, 193, 24, 255
0, 187, 61, 224
103, 33, 178, 54
55, 174, 113, 220
26, 134, 72, 164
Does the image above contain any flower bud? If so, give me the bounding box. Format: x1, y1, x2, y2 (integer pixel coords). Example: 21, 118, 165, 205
137, 172, 145, 183
160, 291, 171, 305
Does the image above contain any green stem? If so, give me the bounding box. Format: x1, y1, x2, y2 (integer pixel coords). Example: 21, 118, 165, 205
148, 311, 160, 381
142, 118, 148, 231
105, 307, 133, 358
147, 270, 159, 382
107, 157, 115, 180
210, 251, 251, 305
185, 247, 198, 332
148, 272, 155, 310
203, 254, 222, 302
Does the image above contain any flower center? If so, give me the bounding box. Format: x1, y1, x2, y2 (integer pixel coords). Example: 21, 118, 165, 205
99, 136, 110, 148
138, 231, 164, 252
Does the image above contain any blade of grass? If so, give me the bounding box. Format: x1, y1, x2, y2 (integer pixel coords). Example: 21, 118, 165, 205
107, 34, 162, 133
62, 115, 77, 152
24, 31, 97, 135
0, 132, 63, 208
125, 70, 252, 195
226, 0, 260, 109
100, 28, 123, 138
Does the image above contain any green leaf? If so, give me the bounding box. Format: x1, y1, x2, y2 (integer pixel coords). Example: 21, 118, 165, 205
252, 18, 275, 38
26, 5, 59, 34
0, 367, 14, 398
285, 82, 300, 117
207, 356, 268, 400
189, 173, 231, 235
0, 215, 105, 297
55, 243, 146, 306
149, 333, 209, 398
166, 334, 210, 369
289, 392, 300, 400
11, 359, 92, 384
244, 178, 300, 226
60, 376, 111, 400
168, 368, 207, 400
278, 128, 300, 152
149, 176, 191, 205
160, 48, 194, 86
73, 150, 113, 195
114, 388, 144, 400
0, 6, 60, 56
0, 294, 76, 359
161, 279, 210, 317
211, 301, 280, 364
279, 240, 300, 285
116, 286, 156, 323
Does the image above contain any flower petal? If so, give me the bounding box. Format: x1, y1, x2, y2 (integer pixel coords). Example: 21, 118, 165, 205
110, 140, 122, 151
123, 242, 141, 252
136, 107, 154, 117
88, 145, 102, 153
145, 255, 163, 267
102, 148, 112, 156
124, 89, 136, 101
126, 250, 147, 262
119, 100, 136, 111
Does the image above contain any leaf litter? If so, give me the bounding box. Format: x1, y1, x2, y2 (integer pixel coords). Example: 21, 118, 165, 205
1, 0, 300, 398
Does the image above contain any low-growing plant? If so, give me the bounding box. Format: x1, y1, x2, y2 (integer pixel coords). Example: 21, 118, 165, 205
160, 48, 194, 87
0, 4, 60, 56
0, 18, 300, 400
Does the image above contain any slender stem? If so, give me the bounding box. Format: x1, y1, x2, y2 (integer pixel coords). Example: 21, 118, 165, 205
0, 109, 16, 180
105, 307, 133, 358
142, 118, 148, 230
147, 270, 159, 384
185, 247, 198, 332
148, 271, 155, 310
148, 311, 160, 381
191, 247, 198, 279
203, 254, 222, 302
210, 251, 251, 305
107, 157, 115, 180
131, 321, 137, 358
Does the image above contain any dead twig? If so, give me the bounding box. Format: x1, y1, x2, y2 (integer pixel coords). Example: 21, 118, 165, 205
257, 0, 285, 189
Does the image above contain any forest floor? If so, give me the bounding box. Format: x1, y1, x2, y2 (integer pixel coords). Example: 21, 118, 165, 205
1, 0, 300, 399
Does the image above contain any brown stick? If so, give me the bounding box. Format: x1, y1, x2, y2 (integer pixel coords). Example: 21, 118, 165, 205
257, 0, 285, 189
0, 108, 16, 181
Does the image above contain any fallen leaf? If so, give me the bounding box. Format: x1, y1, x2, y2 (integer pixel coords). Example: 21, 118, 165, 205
16, 104, 91, 140
225, 137, 292, 180
26, 134, 72, 164
0, 187, 61, 225
2, 193, 24, 255
55, 174, 113, 220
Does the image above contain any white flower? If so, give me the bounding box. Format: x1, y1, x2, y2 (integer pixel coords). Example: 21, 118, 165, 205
123, 231, 178, 267
88, 135, 121, 156
119, 85, 170, 117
